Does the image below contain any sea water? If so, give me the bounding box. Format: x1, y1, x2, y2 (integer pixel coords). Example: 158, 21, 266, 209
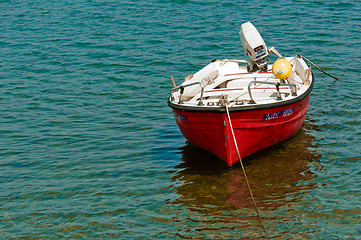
1, 0, 360, 238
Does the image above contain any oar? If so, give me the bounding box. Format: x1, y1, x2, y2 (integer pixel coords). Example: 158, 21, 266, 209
170, 76, 177, 88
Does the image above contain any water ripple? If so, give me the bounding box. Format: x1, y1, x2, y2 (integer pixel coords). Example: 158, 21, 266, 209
1, 0, 360, 238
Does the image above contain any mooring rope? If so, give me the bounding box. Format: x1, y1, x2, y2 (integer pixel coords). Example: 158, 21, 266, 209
225, 103, 269, 238
300, 55, 338, 80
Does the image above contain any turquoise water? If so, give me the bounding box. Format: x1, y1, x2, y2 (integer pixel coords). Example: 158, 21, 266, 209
1, 0, 360, 239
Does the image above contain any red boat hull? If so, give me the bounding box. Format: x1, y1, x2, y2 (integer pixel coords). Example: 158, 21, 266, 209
171, 94, 311, 166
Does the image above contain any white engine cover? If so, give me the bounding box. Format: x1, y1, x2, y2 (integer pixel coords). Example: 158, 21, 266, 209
240, 22, 268, 62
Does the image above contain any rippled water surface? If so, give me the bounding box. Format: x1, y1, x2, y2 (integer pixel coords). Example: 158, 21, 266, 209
1, 0, 360, 239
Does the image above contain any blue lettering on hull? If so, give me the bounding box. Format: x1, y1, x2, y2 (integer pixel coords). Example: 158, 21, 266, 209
263, 107, 295, 120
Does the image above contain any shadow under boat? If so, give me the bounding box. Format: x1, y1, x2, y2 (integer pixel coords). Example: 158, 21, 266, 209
171, 119, 322, 212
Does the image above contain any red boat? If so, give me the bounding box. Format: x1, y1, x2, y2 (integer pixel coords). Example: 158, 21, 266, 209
168, 22, 314, 166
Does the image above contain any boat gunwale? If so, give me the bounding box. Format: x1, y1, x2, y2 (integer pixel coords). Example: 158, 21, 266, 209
168, 73, 314, 113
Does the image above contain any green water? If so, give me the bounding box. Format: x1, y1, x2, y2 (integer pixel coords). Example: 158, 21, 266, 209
1, 0, 360, 238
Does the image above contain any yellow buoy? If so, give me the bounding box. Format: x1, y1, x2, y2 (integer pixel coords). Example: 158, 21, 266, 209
272, 59, 292, 80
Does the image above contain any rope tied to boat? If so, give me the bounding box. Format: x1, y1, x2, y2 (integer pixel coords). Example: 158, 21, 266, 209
299, 55, 338, 80
224, 102, 269, 238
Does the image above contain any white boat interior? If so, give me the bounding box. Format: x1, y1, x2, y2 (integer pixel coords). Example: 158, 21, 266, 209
169, 56, 313, 108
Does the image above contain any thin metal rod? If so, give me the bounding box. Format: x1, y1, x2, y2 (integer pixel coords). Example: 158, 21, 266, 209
169, 81, 205, 106
247, 80, 297, 104
300, 55, 338, 80
225, 104, 269, 238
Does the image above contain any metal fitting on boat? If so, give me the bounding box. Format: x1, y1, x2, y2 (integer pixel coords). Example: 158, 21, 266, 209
218, 94, 228, 107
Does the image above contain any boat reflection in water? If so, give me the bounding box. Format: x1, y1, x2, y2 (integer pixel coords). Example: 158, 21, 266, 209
171, 120, 321, 213
169, 121, 322, 238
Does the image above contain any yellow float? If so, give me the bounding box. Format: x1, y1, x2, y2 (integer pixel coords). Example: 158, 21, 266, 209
272, 59, 292, 79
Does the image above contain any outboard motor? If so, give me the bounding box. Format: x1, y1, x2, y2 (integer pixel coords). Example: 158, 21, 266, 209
240, 22, 283, 72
